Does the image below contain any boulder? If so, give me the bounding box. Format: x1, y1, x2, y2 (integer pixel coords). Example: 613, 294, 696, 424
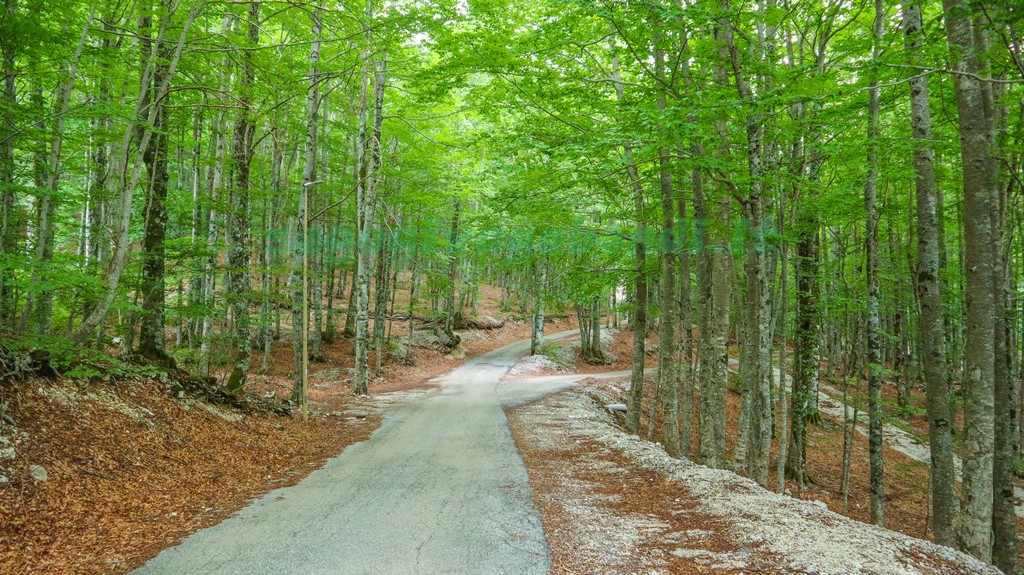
405, 329, 461, 353
459, 315, 505, 330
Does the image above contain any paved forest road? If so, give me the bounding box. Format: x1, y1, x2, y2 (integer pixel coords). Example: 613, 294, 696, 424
133, 329, 580, 575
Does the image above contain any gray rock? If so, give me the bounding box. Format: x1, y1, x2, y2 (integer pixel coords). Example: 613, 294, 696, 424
461, 315, 505, 330
0, 446, 14, 460
0, 475, 8, 485
405, 329, 460, 352
29, 464, 47, 482
606, 403, 628, 413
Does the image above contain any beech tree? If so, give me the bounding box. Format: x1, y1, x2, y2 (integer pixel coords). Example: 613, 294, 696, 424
0, 1, 1021, 570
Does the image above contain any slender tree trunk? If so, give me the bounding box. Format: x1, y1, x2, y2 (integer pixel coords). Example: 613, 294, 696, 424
20, 9, 94, 334
373, 223, 392, 373
531, 257, 547, 355
610, 52, 647, 435
776, 242, 790, 493
0, 0, 18, 332
864, 0, 885, 527
679, 155, 697, 458
723, 4, 771, 484
904, 0, 956, 547
789, 193, 819, 487
991, 79, 1016, 575
653, 24, 679, 457
260, 129, 283, 374
444, 198, 461, 336
696, 9, 734, 469
289, 8, 321, 407
353, 56, 386, 395
199, 16, 231, 376
406, 229, 420, 364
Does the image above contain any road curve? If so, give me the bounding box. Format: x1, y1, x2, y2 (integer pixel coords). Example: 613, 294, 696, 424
132, 329, 579, 575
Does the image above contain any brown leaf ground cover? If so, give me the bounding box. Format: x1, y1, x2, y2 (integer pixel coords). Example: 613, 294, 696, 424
554, 328, 1024, 568
0, 283, 567, 575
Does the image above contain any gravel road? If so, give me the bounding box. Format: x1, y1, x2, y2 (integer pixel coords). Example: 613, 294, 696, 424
132, 329, 579, 575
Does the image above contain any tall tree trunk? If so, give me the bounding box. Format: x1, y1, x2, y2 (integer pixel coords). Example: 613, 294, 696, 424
590, 296, 603, 361
352, 56, 386, 396
373, 221, 392, 373
73, 0, 205, 343
697, 8, 734, 469
444, 198, 461, 337
723, 2, 771, 484
225, 1, 259, 393
653, 22, 679, 458
610, 52, 647, 435
260, 128, 283, 374
864, 0, 885, 527
991, 73, 1016, 575
0, 0, 18, 332
199, 13, 232, 377
289, 8, 321, 408
531, 256, 546, 355
903, 0, 956, 547
20, 9, 94, 334
136, 3, 172, 363
789, 182, 819, 487
942, 0, 998, 561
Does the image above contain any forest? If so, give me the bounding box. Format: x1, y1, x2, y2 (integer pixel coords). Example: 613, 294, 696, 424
1, 0, 1023, 572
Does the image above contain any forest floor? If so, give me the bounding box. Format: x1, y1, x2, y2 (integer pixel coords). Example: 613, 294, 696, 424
0, 292, 1009, 575
504, 328, 1016, 573
0, 280, 576, 575
507, 378, 997, 575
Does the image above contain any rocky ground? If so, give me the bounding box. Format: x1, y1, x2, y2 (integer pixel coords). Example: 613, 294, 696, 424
508, 377, 999, 575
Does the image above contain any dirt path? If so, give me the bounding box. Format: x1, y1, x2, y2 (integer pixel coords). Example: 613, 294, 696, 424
132, 329, 580, 575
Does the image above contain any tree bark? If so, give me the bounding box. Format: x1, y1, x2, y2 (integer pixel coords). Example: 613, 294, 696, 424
610, 51, 647, 436
864, 0, 885, 527
653, 23, 679, 458
137, 3, 171, 363
199, 13, 232, 376
0, 0, 18, 332
73, 0, 205, 342
903, 0, 956, 547
942, 0, 998, 561
289, 8, 321, 407
352, 56, 386, 395
20, 8, 94, 335
225, 1, 258, 393
697, 7, 734, 469
723, 1, 771, 484
530, 256, 547, 356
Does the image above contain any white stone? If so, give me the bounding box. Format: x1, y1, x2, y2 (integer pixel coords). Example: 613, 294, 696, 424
29, 464, 47, 482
